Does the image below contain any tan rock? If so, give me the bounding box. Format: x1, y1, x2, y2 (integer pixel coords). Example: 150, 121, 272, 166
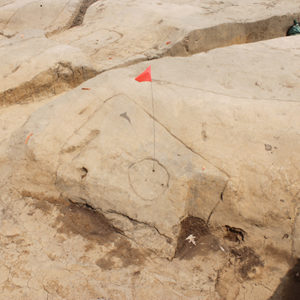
0, 0, 82, 36
8, 35, 300, 259
2, 0, 300, 105
1, 1, 300, 299
51, 0, 300, 66
0, 32, 97, 105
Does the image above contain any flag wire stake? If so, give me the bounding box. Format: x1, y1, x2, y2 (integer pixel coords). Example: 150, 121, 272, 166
151, 81, 156, 172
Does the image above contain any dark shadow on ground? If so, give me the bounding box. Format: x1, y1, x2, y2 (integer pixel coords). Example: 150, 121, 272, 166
269, 259, 300, 300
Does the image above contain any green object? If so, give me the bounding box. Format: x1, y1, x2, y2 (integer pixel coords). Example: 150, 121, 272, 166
287, 20, 300, 36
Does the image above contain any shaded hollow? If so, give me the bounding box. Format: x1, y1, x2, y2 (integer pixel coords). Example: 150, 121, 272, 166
269, 259, 300, 300
167, 13, 300, 57
175, 216, 219, 259
70, 0, 99, 28
0, 63, 98, 106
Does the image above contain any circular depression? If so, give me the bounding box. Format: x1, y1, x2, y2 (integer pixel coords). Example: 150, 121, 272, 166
128, 158, 169, 200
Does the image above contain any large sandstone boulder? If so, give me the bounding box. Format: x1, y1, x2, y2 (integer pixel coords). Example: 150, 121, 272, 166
0, 1, 300, 298
8, 35, 300, 259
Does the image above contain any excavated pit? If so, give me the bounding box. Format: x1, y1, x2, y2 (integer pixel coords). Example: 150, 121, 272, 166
166, 13, 300, 56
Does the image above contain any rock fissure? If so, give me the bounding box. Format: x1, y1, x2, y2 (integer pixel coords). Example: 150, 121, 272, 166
154, 79, 300, 103
105, 208, 172, 243
206, 181, 229, 226
65, 198, 167, 252
70, 0, 99, 28
45, 0, 100, 37
166, 13, 300, 57
0, 62, 98, 106
0, 32, 14, 38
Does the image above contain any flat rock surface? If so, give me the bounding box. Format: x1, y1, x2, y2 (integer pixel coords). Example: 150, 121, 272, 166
0, 1, 300, 299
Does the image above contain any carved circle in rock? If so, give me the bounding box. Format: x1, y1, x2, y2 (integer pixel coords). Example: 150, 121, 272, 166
128, 158, 169, 201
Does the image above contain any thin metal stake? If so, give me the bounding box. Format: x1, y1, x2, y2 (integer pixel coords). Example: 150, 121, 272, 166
151, 81, 156, 172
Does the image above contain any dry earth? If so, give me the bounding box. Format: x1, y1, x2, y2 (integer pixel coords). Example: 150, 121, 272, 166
0, 1, 300, 299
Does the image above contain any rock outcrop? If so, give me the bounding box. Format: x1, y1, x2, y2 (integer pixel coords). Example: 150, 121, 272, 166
0, 0, 300, 299
2, 0, 300, 105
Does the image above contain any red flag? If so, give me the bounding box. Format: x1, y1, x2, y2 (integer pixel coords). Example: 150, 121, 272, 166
135, 66, 152, 82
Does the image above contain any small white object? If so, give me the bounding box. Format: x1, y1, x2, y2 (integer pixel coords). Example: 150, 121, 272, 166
219, 245, 225, 252
186, 234, 196, 245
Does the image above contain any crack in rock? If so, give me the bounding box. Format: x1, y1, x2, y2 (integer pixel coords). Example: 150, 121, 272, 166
165, 12, 300, 57
70, 0, 99, 28
0, 62, 98, 105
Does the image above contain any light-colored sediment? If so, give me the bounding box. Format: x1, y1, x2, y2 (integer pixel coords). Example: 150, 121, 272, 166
0, 1, 300, 299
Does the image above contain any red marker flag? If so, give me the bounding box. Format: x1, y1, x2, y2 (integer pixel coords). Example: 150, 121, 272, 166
135, 66, 152, 82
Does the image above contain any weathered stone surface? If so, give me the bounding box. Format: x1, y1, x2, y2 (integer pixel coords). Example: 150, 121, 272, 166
53, 0, 300, 62
0, 31, 97, 105
7, 35, 300, 260
0, 189, 225, 299
1, 0, 300, 299
1, 0, 300, 105
0, 0, 82, 36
